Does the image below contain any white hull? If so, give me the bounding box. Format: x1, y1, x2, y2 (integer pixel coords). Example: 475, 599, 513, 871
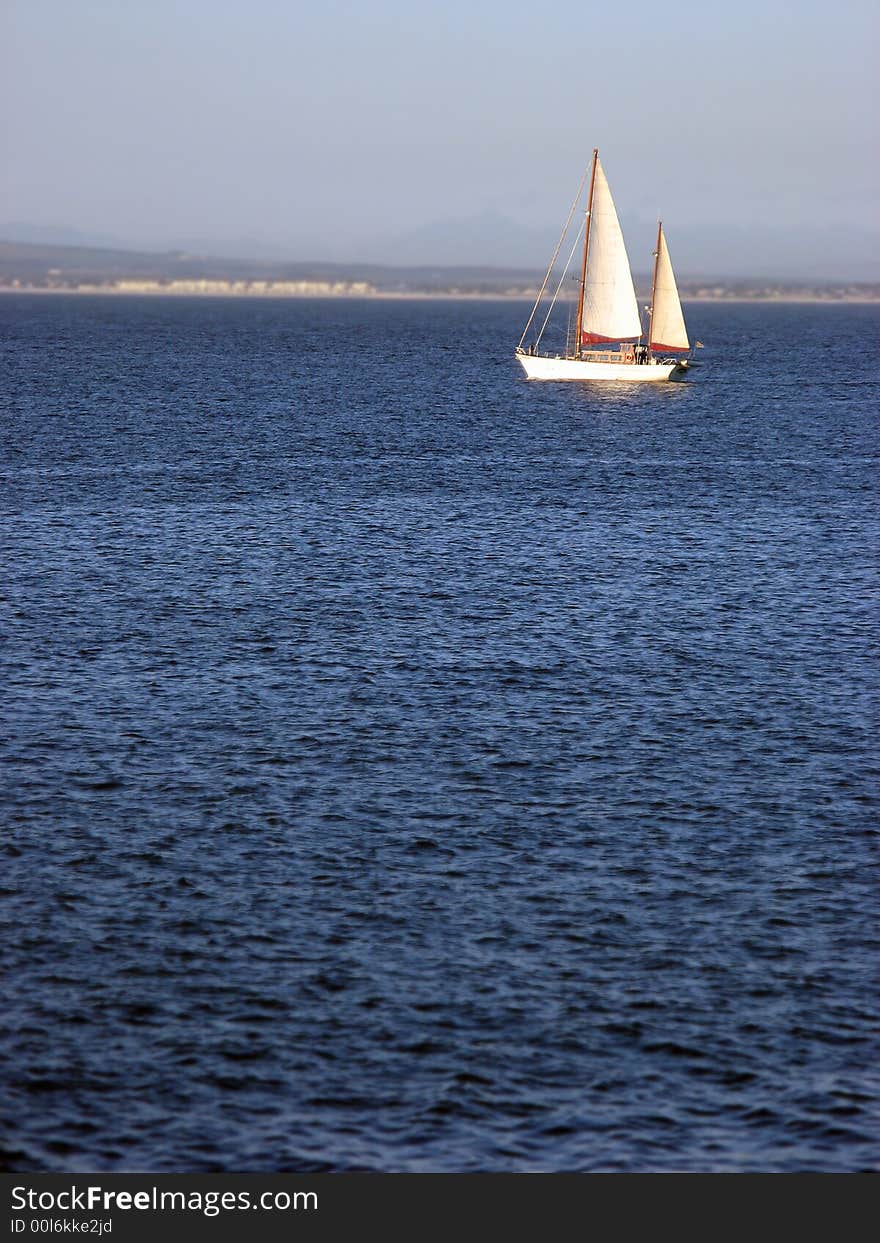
516, 352, 686, 382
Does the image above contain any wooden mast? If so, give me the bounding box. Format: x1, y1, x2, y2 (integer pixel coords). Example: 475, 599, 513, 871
647, 219, 662, 353
573, 148, 598, 358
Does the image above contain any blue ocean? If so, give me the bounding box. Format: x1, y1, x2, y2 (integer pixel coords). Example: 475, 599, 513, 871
1, 294, 877, 1171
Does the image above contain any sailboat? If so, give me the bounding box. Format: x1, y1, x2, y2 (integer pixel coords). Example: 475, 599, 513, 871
515, 149, 693, 382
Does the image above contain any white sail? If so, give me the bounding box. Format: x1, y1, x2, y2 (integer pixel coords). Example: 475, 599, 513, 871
649, 226, 689, 352
581, 159, 641, 343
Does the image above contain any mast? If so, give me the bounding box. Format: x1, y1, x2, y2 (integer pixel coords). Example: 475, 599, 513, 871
647, 219, 662, 353
573, 148, 598, 357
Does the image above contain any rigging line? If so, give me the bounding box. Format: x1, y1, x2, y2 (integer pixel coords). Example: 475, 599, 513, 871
518, 163, 591, 349
534, 219, 585, 351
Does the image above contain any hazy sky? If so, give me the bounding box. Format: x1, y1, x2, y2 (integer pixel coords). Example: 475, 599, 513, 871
3, 0, 878, 276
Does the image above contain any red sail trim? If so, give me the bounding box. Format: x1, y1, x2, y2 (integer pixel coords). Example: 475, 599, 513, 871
581, 332, 640, 344
649, 342, 689, 352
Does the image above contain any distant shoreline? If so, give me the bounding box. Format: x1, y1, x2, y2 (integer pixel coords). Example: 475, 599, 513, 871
2, 286, 878, 305
3, 240, 876, 304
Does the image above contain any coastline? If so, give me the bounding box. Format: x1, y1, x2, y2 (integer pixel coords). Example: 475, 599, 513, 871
2, 286, 879, 304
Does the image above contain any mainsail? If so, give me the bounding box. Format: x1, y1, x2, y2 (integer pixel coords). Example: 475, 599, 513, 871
581, 158, 641, 344
649, 225, 689, 352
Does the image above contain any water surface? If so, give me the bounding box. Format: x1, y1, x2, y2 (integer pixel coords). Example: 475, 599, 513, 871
1, 296, 878, 1171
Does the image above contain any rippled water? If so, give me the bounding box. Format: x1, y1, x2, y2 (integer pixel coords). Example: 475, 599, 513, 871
1, 295, 878, 1172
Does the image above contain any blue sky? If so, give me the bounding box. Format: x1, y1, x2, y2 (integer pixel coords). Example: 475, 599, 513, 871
2, 0, 877, 276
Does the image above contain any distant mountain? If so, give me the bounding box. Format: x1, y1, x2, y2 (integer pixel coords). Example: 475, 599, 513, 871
640, 219, 880, 284
149, 213, 555, 269
334, 210, 880, 281
354, 211, 556, 268
0, 240, 542, 293
3, 212, 876, 281
0, 222, 129, 250
160, 235, 315, 262
0, 224, 311, 264
1, 238, 876, 299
